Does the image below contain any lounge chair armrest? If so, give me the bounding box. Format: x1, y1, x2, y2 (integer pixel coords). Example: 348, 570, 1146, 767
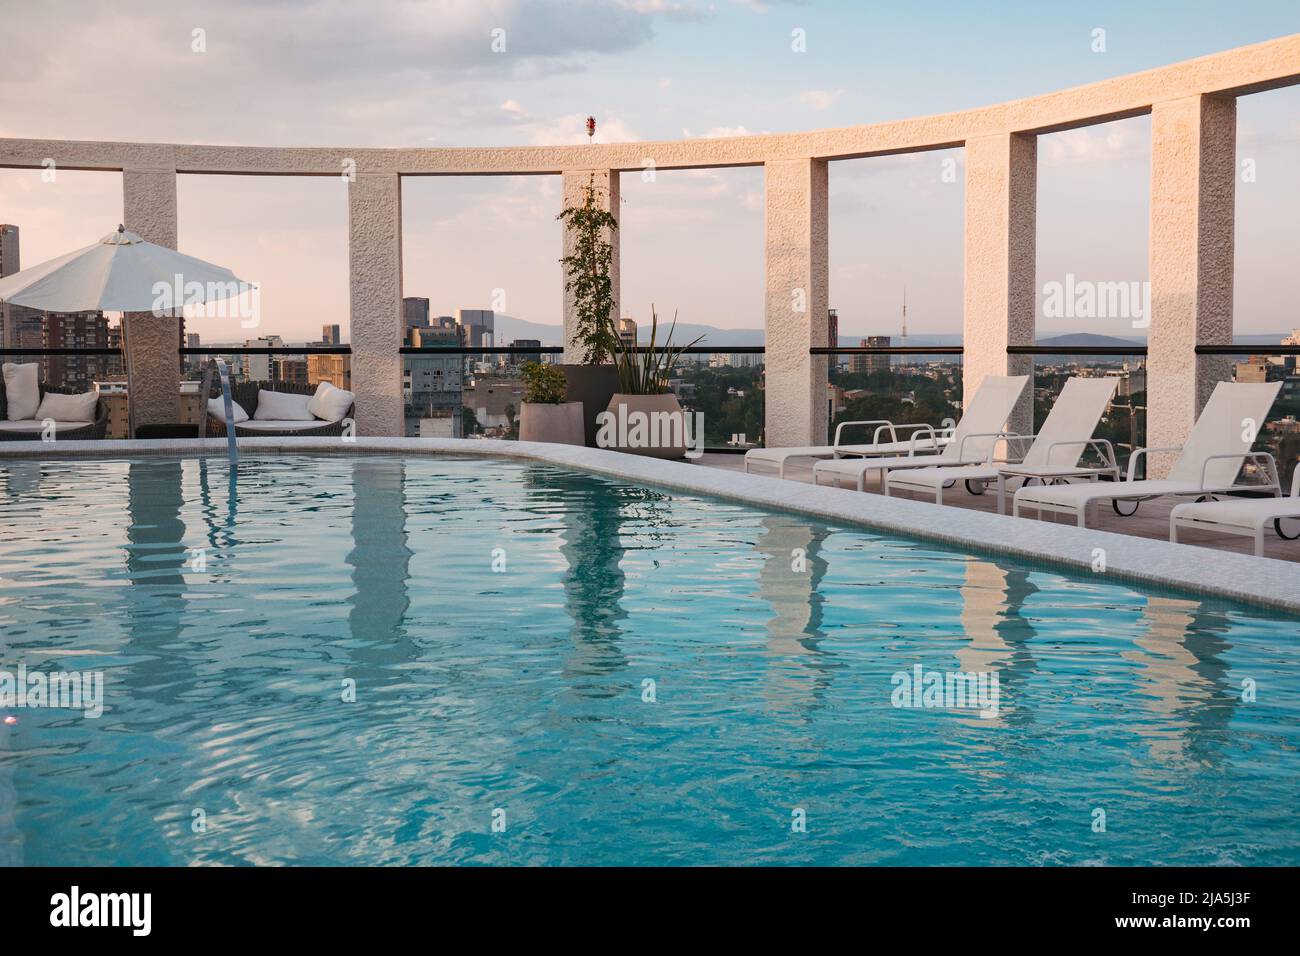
1198, 451, 1279, 491
1292, 465, 1300, 499
999, 432, 1036, 464
1126, 445, 1182, 482
956, 431, 1012, 463
908, 424, 941, 455
833, 419, 897, 449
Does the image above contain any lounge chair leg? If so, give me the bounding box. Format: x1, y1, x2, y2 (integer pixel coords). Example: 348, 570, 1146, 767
857, 473, 866, 493
1077, 509, 1087, 529
1256, 526, 1265, 558
997, 475, 1006, 515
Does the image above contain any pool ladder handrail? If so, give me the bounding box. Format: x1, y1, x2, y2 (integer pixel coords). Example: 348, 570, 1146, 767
198, 358, 239, 465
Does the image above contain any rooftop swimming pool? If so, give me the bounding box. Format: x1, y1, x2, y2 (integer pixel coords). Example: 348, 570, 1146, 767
0, 454, 1297, 865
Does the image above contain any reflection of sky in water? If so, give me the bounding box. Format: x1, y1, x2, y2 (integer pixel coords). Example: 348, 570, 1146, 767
0, 455, 1297, 866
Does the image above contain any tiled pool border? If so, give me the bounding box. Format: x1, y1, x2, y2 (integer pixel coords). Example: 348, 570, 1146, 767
3, 436, 1299, 615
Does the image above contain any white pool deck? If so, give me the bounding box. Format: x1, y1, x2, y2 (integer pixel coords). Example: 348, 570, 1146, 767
2, 436, 1298, 615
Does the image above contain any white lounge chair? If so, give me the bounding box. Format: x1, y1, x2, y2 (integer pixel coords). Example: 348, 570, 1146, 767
811, 375, 1030, 492
1013, 381, 1283, 528
1170, 465, 1300, 556
885, 377, 1119, 511
744, 421, 950, 479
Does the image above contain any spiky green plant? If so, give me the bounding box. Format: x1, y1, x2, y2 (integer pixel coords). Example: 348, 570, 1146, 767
612, 306, 703, 394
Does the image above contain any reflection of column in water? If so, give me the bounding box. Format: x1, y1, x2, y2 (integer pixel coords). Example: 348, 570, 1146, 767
954, 558, 1040, 727
754, 514, 832, 717
554, 476, 630, 689
1123, 596, 1234, 764
0, 461, 39, 861
345, 459, 415, 669
0, 729, 21, 866
124, 461, 190, 706
2, 460, 41, 495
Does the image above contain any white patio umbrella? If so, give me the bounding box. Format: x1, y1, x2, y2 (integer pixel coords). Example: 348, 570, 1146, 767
0, 225, 253, 447
0, 224, 252, 312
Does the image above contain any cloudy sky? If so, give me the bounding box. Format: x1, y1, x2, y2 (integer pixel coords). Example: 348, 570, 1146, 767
0, 0, 1296, 342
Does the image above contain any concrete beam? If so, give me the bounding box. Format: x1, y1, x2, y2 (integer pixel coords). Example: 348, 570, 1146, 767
1146, 94, 1238, 472
764, 157, 829, 448
0, 35, 1294, 175
122, 166, 180, 434
963, 132, 1037, 435
348, 172, 403, 437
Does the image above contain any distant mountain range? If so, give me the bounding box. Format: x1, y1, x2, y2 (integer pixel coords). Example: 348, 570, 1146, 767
207, 320, 1293, 351
493, 319, 1293, 350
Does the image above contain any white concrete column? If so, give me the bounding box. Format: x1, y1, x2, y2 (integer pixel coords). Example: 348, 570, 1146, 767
1147, 94, 1236, 467
348, 171, 404, 437
560, 169, 620, 363
122, 166, 181, 434
764, 157, 828, 448
963, 132, 1036, 435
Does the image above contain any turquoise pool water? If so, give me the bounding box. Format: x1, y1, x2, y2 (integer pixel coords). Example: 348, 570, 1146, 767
0, 454, 1297, 866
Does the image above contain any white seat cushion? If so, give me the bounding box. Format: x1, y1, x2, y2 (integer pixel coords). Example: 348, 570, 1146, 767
207, 397, 250, 424
814, 451, 968, 478
0, 419, 92, 433
889, 464, 999, 491
35, 390, 98, 423
2, 362, 40, 421
1172, 496, 1300, 530
254, 389, 315, 421
235, 419, 336, 432
306, 381, 354, 422
746, 437, 947, 465
1015, 478, 1198, 508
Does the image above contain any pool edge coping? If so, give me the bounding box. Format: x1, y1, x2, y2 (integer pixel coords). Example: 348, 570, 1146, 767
3, 435, 1299, 616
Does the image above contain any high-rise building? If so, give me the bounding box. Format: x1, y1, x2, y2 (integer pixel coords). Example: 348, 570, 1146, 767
403, 298, 431, 330
273, 357, 309, 386
865, 336, 891, 374
827, 308, 839, 350
307, 353, 351, 390
0, 224, 18, 277
0, 224, 44, 352
105, 323, 126, 380
851, 337, 891, 374
1281, 329, 1300, 373
404, 324, 464, 436
43, 311, 108, 390
512, 339, 543, 365
617, 317, 637, 348
241, 335, 284, 382
321, 324, 342, 346
456, 309, 494, 348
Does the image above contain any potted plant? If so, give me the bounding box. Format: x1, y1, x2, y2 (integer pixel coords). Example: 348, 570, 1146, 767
517, 361, 585, 445
600, 307, 702, 459
557, 173, 620, 447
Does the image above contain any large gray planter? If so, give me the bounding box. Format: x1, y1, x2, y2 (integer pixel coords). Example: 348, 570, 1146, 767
559, 364, 619, 448
518, 401, 585, 445
600, 393, 689, 459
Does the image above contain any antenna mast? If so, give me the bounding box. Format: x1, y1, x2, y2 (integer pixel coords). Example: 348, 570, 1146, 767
901, 285, 908, 345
